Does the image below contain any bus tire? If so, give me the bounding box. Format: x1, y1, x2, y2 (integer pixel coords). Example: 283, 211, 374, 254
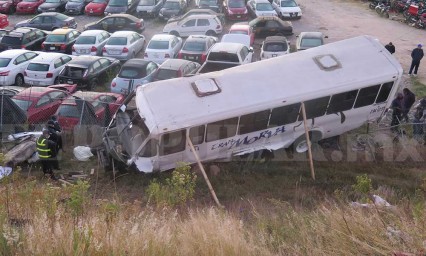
293, 131, 322, 153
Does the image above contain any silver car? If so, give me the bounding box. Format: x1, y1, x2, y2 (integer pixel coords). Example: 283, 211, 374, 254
72, 30, 111, 56
103, 31, 145, 61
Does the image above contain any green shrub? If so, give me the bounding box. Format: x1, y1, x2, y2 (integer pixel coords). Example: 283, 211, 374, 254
352, 174, 373, 203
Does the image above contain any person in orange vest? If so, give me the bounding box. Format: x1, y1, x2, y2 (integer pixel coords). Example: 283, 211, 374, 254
36, 129, 58, 180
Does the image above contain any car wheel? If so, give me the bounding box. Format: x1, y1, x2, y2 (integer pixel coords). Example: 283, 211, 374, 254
205, 30, 215, 36
15, 74, 24, 87
88, 80, 98, 91
169, 31, 179, 37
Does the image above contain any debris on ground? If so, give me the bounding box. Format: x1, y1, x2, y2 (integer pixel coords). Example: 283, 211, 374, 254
73, 146, 94, 161
350, 194, 392, 208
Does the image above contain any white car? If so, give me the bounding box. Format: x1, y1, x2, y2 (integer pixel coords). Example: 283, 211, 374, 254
144, 34, 183, 64
103, 31, 146, 61
296, 32, 327, 51
221, 34, 250, 48
272, 0, 302, 19
260, 36, 289, 60
163, 14, 223, 37
247, 0, 277, 17
72, 30, 111, 56
24, 53, 73, 86
0, 49, 39, 87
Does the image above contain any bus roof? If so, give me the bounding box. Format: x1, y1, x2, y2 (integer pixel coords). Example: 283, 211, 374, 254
136, 35, 403, 133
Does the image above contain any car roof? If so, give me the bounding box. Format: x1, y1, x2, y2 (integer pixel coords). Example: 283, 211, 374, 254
15, 87, 59, 98
102, 14, 138, 21
122, 59, 152, 68
37, 12, 62, 16
299, 32, 325, 38
0, 49, 32, 58
210, 42, 245, 53
52, 28, 76, 35
181, 14, 217, 19
264, 36, 288, 43
11, 27, 37, 34
151, 34, 176, 41
159, 59, 193, 70
67, 56, 101, 66
186, 35, 211, 42
110, 31, 135, 37
29, 53, 67, 63
80, 30, 107, 36
230, 24, 250, 30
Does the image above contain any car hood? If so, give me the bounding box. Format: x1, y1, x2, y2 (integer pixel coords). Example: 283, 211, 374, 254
15, 19, 30, 27
18, 2, 37, 7
279, 6, 301, 12
163, 21, 178, 31
228, 7, 247, 13
255, 10, 276, 16
137, 5, 155, 11
84, 21, 96, 29
67, 1, 83, 7
160, 8, 179, 14
221, 34, 250, 48
40, 2, 61, 8
86, 2, 105, 8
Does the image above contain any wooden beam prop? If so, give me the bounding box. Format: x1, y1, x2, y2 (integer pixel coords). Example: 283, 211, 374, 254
301, 102, 316, 180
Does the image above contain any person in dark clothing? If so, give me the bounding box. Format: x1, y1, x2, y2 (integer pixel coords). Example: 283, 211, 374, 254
36, 129, 57, 180
385, 42, 395, 54
391, 93, 404, 132
409, 44, 424, 76
402, 88, 416, 122
47, 120, 62, 170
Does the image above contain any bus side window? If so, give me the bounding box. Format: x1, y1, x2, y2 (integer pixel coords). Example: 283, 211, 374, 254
238, 110, 270, 135
160, 130, 186, 155
206, 117, 238, 142
299, 96, 331, 120
139, 139, 158, 157
354, 84, 381, 108
269, 103, 301, 127
189, 125, 205, 145
326, 89, 358, 114
375, 82, 394, 103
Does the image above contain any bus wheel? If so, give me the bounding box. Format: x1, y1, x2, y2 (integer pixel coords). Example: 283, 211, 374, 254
294, 136, 310, 153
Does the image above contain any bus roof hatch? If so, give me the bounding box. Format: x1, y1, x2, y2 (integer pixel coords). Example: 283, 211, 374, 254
313, 54, 341, 71
191, 78, 222, 97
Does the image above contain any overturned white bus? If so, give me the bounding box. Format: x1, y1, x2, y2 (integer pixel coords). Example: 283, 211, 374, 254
103, 35, 403, 173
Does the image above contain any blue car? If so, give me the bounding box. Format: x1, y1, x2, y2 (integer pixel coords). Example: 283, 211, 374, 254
110, 59, 159, 95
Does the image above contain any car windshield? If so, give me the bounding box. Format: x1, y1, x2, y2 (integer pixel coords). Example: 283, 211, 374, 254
62, 66, 86, 78
57, 105, 80, 118
229, 0, 245, 8
109, 0, 126, 6
46, 0, 60, 3
76, 36, 96, 44
93, 0, 107, 3
119, 66, 147, 78
229, 29, 248, 35
69, 0, 83, 2
163, 1, 179, 8
27, 63, 50, 71
12, 98, 32, 111
199, 0, 217, 6
147, 40, 169, 49
155, 69, 178, 81
256, 2, 273, 11
139, 0, 155, 6
45, 34, 66, 43
281, 0, 297, 7
264, 42, 287, 51
1, 36, 22, 46
107, 37, 127, 45
301, 38, 322, 48
0, 58, 11, 67
183, 41, 205, 51
56, 13, 70, 20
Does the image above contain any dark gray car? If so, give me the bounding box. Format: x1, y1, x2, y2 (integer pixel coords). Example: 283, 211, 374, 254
38, 0, 67, 12
158, 0, 186, 21
136, 0, 164, 18
104, 0, 138, 15
14, 12, 77, 31
65, 0, 92, 14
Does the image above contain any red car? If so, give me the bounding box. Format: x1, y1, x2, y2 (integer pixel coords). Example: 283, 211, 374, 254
55, 91, 125, 130
223, 0, 249, 21
11, 84, 77, 124
0, 14, 8, 28
228, 23, 255, 46
85, 0, 108, 15
0, 0, 21, 14
16, 0, 44, 14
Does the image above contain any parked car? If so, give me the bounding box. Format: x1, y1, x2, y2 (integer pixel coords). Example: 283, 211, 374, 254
0, 14, 8, 28
38, 0, 67, 12
85, 0, 109, 15
12, 84, 77, 124
0, 29, 8, 40
102, 31, 145, 61
56, 91, 125, 130
42, 28, 81, 54
153, 59, 200, 81
84, 14, 145, 33
221, 33, 250, 48
0, 0, 22, 14
295, 31, 327, 51
228, 23, 254, 46
58, 56, 121, 90
163, 14, 223, 37
0, 27, 47, 52
195, 0, 220, 13
247, 0, 277, 17
158, 0, 186, 21
177, 35, 216, 64
271, 0, 301, 19
24, 53, 72, 86
222, 0, 248, 21
16, 0, 44, 14
144, 34, 182, 64
72, 30, 110, 56
110, 58, 158, 94
0, 49, 39, 86
104, 0, 138, 15
136, 0, 163, 18
168, 8, 224, 24
249, 16, 292, 37
65, 0, 92, 14
260, 35, 289, 60
15, 12, 77, 31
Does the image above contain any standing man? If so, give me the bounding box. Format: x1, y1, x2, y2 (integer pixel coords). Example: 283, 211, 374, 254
36, 129, 57, 180
390, 93, 404, 132
409, 44, 424, 76
402, 88, 416, 122
385, 42, 395, 54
